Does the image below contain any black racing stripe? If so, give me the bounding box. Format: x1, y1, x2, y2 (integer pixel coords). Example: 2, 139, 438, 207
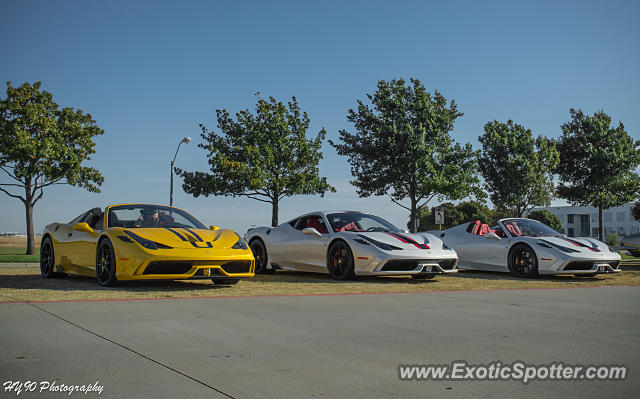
190, 241, 213, 248
562, 237, 601, 252
165, 228, 187, 241
183, 228, 204, 242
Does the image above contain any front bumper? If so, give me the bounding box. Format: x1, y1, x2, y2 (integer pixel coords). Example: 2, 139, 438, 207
113, 246, 255, 281
539, 259, 621, 275
361, 257, 459, 276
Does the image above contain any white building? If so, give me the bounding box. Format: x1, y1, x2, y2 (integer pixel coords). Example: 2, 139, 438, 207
533, 203, 640, 238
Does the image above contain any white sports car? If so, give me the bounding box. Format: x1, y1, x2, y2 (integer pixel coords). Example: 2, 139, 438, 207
246, 211, 458, 280
434, 218, 621, 278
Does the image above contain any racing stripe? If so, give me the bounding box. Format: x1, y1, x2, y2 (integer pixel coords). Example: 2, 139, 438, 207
190, 241, 213, 248
385, 232, 430, 249
562, 237, 600, 252
183, 228, 204, 242
165, 228, 187, 241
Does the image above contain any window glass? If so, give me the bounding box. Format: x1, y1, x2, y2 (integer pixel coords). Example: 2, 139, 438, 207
326, 212, 401, 233
295, 216, 329, 234
107, 205, 206, 229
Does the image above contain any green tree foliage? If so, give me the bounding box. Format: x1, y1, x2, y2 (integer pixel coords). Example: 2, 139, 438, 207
0, 82, 104, 254
526, 210, 562, 231
177, 95, 335, 227
556, 109, 640, 240
331, 78, 482, 233
479, 120, 559, 217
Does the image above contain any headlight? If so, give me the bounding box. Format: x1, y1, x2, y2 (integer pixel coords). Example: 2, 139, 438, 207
538, 240, 578, 253
232, 234, 248, 250
356, 234, 401, 251
123, 230, 172, 250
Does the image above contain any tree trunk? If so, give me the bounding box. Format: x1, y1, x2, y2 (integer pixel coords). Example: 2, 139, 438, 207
409, 196, 417, 233
25, 190, 35, 256
271, 198, 279, 227
598, 206, 603, 242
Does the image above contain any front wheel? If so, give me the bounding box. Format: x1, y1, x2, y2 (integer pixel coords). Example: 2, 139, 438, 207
327, 241, 356, 280
508, 244, 539, 278
96, 239, 118, 286
249, 238, 274, 274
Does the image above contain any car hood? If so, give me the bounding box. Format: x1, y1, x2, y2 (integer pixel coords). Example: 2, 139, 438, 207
115, 227, 241, 249
534, 236, 612, 254
355, 231, 446, 251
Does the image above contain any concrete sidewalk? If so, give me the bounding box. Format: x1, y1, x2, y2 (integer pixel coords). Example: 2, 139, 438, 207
1, 286, 638, 398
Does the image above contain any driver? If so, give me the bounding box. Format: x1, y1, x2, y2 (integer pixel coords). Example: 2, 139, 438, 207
136, 208, 160, 228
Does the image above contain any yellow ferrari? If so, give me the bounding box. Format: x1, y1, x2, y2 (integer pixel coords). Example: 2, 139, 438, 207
40, 204, 255, 286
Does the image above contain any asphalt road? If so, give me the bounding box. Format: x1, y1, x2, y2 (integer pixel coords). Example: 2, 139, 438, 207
1, 286, 639, 398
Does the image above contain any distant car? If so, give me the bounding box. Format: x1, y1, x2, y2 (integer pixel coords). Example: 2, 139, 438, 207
621, 234, 640, 257
434, 218, 621, 278
246, 210, 458, 280
40, 204, 254, 286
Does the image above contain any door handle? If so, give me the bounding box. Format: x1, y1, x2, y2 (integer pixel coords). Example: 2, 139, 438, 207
68, 233, 73, 237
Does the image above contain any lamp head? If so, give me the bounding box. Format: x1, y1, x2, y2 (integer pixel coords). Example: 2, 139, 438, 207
182, 137, 191, 144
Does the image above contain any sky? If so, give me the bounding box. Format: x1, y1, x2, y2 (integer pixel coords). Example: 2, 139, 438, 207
0, 0, 639, 234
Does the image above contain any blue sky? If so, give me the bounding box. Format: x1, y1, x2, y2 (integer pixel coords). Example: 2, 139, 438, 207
1, 0, 638, 234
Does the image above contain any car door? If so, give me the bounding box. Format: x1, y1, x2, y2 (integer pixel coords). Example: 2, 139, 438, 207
453, 230, 507, 271
286, 215, 331, 272
66, 210, 101, 275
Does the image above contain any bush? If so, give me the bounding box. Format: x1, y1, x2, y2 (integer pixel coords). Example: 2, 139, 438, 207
605, 233, 620, 247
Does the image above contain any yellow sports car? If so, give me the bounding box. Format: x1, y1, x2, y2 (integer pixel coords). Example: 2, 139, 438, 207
40, 204, 254, 286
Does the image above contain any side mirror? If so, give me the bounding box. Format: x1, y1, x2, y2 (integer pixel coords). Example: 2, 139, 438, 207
302, 227, 322, 237
209, 225, 219, 231
484, 232, 501, 240
73, 222, 96, 236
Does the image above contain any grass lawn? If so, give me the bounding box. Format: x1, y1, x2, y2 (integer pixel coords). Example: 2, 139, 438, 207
0, 268, 638, 303
0, 247, 40, 263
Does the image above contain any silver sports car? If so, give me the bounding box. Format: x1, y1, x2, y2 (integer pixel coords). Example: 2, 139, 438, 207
246, 210, 458, 280
434, 218, 621, 278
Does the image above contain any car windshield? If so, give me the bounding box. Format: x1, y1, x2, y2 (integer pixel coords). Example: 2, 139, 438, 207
107, 205, 207, 229
501, 219, 562, 237
326, 212, 401, 233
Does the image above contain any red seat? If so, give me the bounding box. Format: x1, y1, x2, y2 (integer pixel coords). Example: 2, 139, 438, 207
478, 224, 491, 236
506, 224, 521, 237
471, 220, 481, 235
306, 218, 328, 234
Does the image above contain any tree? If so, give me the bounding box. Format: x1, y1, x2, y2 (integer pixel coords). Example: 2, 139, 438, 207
556, 109, 640, 241
331, 78, 483, 233
478, 120, 559, 217
177, 95, 335, 227
527, 210, 562, 231
0, 81, 104, 255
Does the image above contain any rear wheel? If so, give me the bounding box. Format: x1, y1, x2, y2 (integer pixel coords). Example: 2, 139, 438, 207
249, 238, 274, 274
96, 239, 118, 286
212, 278, 239, 285
508, 244, 538, 278
327, 241, 356, 280
40, 237, 56, 278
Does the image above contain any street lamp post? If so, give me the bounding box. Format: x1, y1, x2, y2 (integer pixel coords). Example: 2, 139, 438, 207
170, 137, 191, 206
